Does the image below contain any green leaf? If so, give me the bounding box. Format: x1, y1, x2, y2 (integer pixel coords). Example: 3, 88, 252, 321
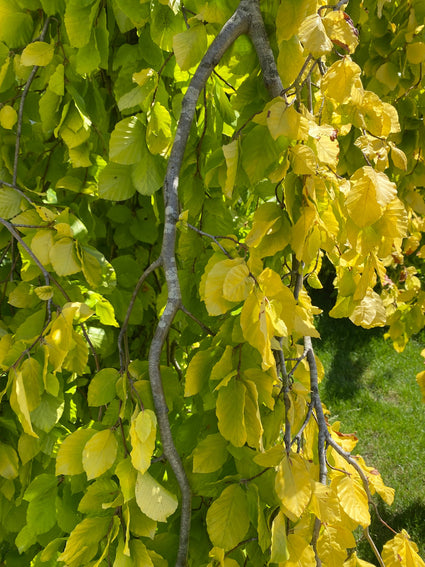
58, 516, 111, 565
135, 472, 178, 522
82, 428, 118, 480
193, 433, 228, 474
150, 4, 185, 51
131, 151, 165, 195
0, 442, 19, 479
88, 368, 120, 407
109, 116, 145, 165
25, 475, 58, 535
78, 477, 119, 514
0, 187, 21, 219
64, 0, 100, 48
206, 485, 250, 551
0, 1, 33, 48
76, 34, 101, 75
98, 163, 137, 201
31, 393, 64, 433
115, 458, 137, 502
173, 24, 208, 71
21, 41, 54, 66
146, 102, 172, 156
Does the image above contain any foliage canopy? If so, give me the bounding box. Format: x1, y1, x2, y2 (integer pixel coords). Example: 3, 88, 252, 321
0, 0, 425, 566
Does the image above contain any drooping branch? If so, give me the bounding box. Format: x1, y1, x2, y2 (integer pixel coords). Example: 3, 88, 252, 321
148, 3, 252, 565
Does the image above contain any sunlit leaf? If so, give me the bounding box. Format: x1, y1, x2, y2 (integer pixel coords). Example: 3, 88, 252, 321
135, 472, 178, 522
82, 429, 118, 480
21, 41, 54, 66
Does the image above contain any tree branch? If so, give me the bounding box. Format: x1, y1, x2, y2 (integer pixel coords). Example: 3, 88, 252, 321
148, 3, 252, 565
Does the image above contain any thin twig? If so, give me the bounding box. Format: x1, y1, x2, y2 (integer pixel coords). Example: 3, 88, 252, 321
14, 17, 51, 187
291, 402, 313, 450
180, 305, 215, 336
118, 258, 162, 371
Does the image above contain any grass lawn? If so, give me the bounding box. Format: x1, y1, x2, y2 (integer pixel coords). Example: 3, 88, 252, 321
312, 297, 425, 563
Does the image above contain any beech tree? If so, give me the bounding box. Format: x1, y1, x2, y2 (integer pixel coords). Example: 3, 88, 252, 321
1, 0, 425, 565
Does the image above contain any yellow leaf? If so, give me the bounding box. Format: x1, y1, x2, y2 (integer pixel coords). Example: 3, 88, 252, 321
216, 378, 246, 447
321, 58, 362, 103
390, 143, 408, 170
276, 0, 309, 42
344, 551, 379, 567
245, 202, 290, 258
31, 230, 55, 266
317, 529, 347, 567
56, 429, 96, 475
332, 474, 370, 528
240, 294, 272, 370
309, 123, 340, 168
222, 140, 238, 199
201, 257, 244, 315
132, 68, 156, 86
275, 452, 313, 520
184, 348, 216, 396
350, 288, 386, 329
130, 409, 157, 474
267, 102, 308, 141
222, 262, 253, 302
277, 37, 306, 87
241, 269, 296, 370
82, 429, 118, 480
299, 14, 333, 58
290, 206, 317, 261
310, 482, 341, 524
416, 370, 425, 403
0, 105, 17, 129
290, 144, 317, 174
382, 530, 425, 567
135, 471, 178, 522
287, 534, 314, 565
49, 237, 81, 276
21, 41, 54, 67
323, 11, 359, 53
353, 455, 395, 506
254, 445, 286, 467
10, 370, 37, 437
34, 286, 53, 301
346, 166, 396, 228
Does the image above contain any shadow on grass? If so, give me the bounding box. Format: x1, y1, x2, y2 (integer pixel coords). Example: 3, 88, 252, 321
311, 287, 385, 402
357, 500, 425, 564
